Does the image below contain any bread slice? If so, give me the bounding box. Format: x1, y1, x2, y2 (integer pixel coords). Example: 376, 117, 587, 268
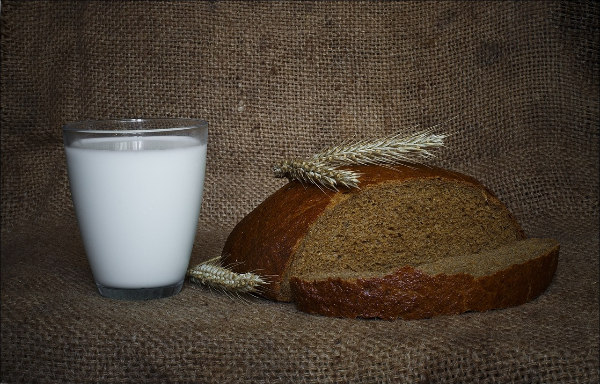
222, 164, 559, 319
291, 238, 559, 320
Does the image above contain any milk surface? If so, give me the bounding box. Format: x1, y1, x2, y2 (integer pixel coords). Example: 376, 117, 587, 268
65, 136, 206, 289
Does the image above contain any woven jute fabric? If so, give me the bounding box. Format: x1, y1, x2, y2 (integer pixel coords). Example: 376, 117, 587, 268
1, 1, 598, 383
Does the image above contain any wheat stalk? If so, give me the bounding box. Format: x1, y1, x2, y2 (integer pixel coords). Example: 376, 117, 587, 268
187, 257, 267, 295
273, 128, 448, 190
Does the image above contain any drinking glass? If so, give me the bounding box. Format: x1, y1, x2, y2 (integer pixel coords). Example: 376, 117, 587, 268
63, 118, 208, 300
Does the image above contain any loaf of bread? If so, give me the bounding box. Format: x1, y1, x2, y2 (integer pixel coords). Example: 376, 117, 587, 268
222, 164, 559, 320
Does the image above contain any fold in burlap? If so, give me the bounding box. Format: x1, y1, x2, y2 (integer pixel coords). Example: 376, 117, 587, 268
1, 1, 598, 383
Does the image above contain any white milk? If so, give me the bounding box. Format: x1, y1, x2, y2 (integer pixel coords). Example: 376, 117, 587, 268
65, 136, 207, 289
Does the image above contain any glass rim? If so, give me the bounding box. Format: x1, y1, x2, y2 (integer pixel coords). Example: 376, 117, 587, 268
62, 118, 208, 134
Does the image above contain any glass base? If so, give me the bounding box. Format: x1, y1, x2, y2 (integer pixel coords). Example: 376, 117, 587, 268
96, 280, 184, 300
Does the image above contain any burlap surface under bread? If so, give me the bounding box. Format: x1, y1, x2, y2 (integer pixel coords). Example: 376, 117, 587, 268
1, 1, 598, 383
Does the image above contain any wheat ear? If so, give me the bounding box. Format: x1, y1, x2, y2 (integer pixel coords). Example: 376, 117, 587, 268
273, 128, 447, 190
187, 257, 267, 295
273, 159, 360, 190
310, 128, 446, 167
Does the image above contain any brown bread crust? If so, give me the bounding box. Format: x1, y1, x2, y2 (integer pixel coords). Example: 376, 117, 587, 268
290, 242, 559, 320
222, 164, 524, 301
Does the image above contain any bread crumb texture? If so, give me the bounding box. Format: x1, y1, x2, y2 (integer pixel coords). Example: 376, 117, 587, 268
290, 179, 525, 280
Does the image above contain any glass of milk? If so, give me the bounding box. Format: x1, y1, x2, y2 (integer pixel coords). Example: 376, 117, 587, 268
63, 118, 208, 300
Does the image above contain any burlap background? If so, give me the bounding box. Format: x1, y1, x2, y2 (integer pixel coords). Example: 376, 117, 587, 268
1, 1, 598, 383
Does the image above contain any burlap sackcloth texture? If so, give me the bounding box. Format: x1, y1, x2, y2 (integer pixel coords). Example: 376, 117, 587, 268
1, 1, 598, 383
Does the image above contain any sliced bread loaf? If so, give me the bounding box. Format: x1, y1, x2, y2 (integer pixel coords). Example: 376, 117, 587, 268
222, 164, 559, 319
